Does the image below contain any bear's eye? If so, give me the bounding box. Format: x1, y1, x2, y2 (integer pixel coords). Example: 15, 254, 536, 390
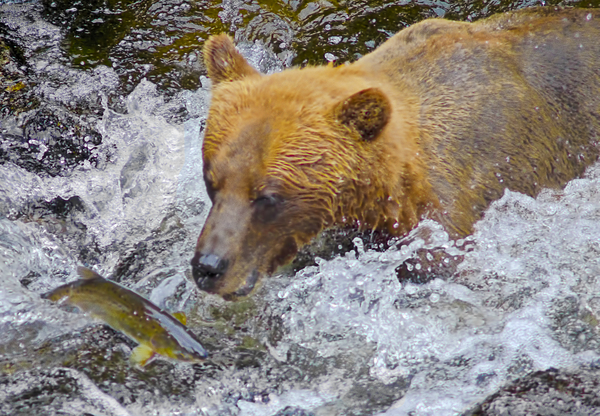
252, 194, 283, 222
203, 173, 216, 201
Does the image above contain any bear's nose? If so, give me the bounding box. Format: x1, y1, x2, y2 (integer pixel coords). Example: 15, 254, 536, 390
191, 252, 229, 292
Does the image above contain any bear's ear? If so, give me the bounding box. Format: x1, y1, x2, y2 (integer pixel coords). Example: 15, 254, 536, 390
203, 34, 260, 85
334, 88, 391, 142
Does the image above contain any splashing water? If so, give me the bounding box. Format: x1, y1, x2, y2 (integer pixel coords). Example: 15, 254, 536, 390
2, 3, 600, 416
263, 177, 600, 414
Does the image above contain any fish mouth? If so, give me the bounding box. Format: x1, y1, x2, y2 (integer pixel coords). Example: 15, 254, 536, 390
175, 345, 209, 361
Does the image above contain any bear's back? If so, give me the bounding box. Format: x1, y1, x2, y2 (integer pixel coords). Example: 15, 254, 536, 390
356, 7, 600, 235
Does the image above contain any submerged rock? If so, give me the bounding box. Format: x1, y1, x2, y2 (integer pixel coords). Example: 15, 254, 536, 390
466, 366, 600, 415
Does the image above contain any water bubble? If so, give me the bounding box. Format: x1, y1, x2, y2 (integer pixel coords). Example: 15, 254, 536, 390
404, 284, 419, 295
324, 53, 337, 62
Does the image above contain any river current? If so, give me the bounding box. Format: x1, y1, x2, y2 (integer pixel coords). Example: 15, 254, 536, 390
2, 1, 600, 415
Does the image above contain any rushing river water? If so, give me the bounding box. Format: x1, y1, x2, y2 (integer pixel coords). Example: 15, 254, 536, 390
2, 1, 600, 415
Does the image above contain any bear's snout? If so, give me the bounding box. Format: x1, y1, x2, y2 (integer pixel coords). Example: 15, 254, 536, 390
191, 251, 229, 293
191, 250, 260, 299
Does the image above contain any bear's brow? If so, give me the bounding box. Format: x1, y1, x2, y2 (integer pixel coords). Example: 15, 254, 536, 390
216, 120, 269, 162
208, 121, 274, 192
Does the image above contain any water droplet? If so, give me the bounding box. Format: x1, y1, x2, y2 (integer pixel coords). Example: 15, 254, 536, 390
324, 53, 337, 62
405, 284, 419, 295
328, 36, 342, 45
353, 237, 365, 254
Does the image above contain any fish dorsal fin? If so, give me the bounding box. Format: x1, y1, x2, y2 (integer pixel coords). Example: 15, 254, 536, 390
172, 311, 187, 325
77, 266, 104, 280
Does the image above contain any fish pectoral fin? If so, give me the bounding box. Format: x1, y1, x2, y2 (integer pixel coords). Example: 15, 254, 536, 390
130, 344, 155, 367
172, 311, 187, 325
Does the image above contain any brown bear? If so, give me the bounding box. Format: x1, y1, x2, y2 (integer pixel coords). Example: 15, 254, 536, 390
192, 7, 600, 299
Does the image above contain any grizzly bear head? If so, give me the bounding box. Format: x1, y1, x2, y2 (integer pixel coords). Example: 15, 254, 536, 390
192, 34, 428, 299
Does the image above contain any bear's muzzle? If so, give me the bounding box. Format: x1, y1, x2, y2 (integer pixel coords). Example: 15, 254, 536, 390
190, 252, 228, 292
191, 251, 259, 299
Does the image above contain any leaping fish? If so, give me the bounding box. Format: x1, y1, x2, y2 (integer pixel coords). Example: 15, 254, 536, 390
43, 266, 208, 366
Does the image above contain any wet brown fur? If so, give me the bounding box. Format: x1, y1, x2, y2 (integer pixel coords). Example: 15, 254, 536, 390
196, 7, 600, 298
